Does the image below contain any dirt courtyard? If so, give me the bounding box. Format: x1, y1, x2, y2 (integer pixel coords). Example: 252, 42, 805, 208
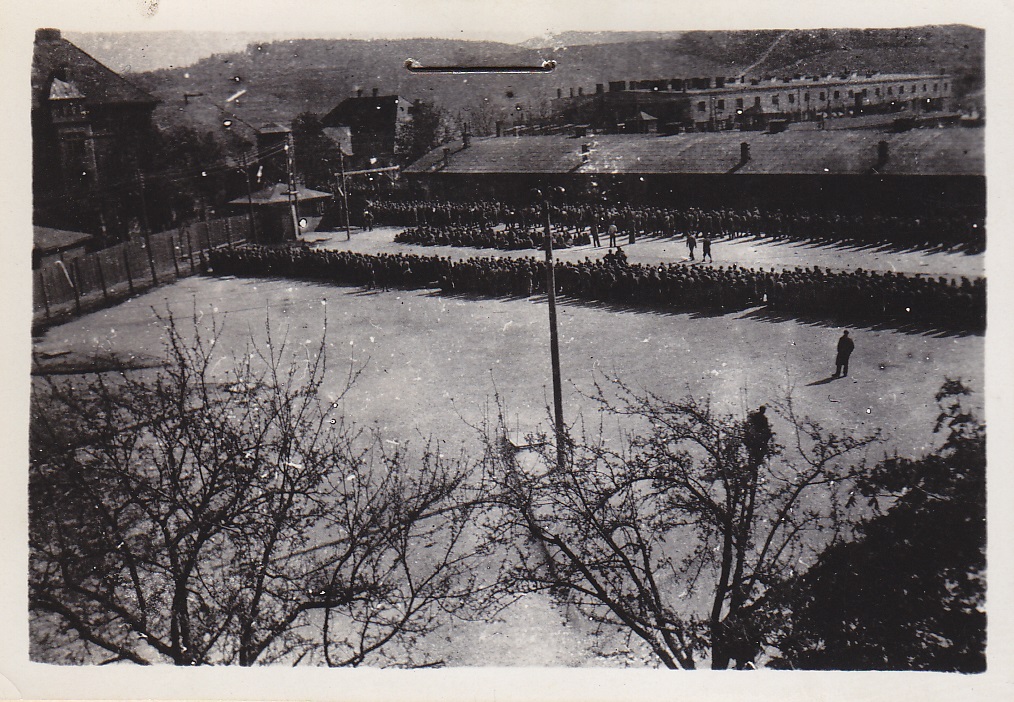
34, 272, 983, 463
30, 234, 985, 665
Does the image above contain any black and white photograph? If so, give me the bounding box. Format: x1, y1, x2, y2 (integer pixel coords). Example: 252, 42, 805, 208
2, 0, 1012, 699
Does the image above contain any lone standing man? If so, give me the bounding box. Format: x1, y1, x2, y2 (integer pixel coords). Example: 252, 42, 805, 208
744, 405, 774, 466
833, 330, 855, 378
702, 234, 713, 262
608, 222, 618, 248
686, 232, 697, 261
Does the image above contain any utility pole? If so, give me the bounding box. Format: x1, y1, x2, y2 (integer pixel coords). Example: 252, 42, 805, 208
536, 188, 567, 471
339, 149, 351, 241
240, 152, 256, 243
284, 133, 300, 240
137, 170, 157, 284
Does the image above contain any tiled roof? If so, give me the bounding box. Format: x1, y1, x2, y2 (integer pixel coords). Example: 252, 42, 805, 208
404, 129, 983, 177
32, 31, 157, 111
33, 226, 93, 253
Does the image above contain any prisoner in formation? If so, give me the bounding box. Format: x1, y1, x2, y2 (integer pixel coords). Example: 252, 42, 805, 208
209, 247, 984, 333
396, 224, 589, 250
364, 198, 984, 252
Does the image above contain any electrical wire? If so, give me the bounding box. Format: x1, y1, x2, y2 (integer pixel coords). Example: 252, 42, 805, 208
35, 139, 291, 207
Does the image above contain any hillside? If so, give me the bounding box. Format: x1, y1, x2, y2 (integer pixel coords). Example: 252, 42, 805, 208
133, 38, 557, 134
518, 30, 687, 49
130, 25, 983, 138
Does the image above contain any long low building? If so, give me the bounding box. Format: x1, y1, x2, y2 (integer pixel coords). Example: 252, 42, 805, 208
402, 129, 984, 212
553, 72, 954, 132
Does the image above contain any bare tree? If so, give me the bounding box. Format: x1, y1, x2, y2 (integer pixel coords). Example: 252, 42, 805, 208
477, 380, 879, 669
760, 380, 986, 671
29, 310, 481, 666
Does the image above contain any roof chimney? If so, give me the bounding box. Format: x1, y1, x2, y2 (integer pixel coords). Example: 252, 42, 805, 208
596, 83, 604, 94
557, 88, 562, 99
356, 88, 363, 98
462, 123, 471, 148
578, 87, 583, 96
372, 87, 379, 97
740, 142, 751, 163
495, 120, 503, 138
35, 28, 61, 42
442, 147, 450, 169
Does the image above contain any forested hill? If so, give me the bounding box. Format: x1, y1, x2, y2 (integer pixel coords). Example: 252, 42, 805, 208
129, 25, 983, 135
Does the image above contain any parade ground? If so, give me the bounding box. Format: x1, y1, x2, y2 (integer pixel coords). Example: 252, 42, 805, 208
30, 226, 986, 664
308, 225, 985, 279
33, 225, 985, 461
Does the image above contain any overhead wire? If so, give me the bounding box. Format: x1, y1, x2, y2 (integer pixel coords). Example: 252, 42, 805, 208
35, 138, 291, 207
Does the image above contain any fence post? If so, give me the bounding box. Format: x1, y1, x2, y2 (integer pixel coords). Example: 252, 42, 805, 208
170, 233, 181, 278
123, 245, 134, 294
38, 270, 50, 319
224, 218, 233, 248
145, 235, 158, 286
185, 227, 196, 274
70, 257, 82, 315
96, 255, 109, 301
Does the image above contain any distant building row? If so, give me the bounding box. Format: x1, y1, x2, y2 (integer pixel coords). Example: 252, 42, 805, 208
553, 72, 953, 133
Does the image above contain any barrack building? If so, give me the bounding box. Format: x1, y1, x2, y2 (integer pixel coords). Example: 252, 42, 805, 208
553, 72, 953, 133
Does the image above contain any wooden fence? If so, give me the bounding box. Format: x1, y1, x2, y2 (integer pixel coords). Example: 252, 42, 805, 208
33, 216, 250, 321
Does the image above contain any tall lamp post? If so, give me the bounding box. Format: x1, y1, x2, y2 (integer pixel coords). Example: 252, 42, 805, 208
339, 149, 352, 241
284, 133, 300, 240
533, 187, 567, 470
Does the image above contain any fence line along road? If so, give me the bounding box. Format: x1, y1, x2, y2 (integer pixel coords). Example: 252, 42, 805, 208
33, 216, 250, 326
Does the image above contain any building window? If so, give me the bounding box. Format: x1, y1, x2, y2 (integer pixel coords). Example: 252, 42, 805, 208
717, 99, 725, 110
933, 83, 938, 92
875, 87, 880, 96
804, 92, 810, 102
697, 101, 706, 113
923, 84, 927, 92
754, 96, 761, 107
819, 91, 826, 101
736, 97, 744, 109
899, 85, 905, 94
788, 93, 795, 104
771, 95, 779, 106
833, 90, 840, 99
887, 86, 893, 95
944, 82, 949, 91
848, 90, 854, 97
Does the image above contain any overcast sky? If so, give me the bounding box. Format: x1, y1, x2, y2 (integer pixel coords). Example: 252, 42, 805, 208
18, 0, 990, 43
19, 0, 992, 74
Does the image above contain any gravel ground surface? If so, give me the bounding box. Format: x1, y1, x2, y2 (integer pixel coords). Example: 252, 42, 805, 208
31, 227, 985, 666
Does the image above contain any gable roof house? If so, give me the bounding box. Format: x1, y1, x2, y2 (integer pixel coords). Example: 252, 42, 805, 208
32, 28, 159, 237
320, 89, 413, 168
